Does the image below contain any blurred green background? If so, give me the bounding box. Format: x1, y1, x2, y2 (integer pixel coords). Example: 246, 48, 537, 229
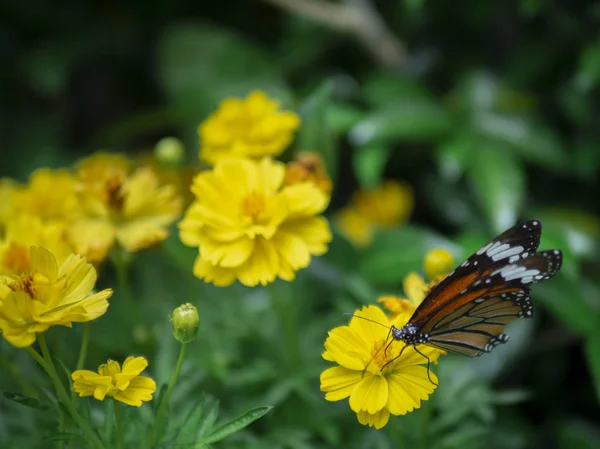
1, 1, 600, 448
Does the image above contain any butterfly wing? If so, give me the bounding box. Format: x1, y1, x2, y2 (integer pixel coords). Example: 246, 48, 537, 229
406, 219, 562, 356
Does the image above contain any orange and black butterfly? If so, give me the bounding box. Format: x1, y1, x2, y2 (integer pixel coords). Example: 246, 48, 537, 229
388, 220, 562, 375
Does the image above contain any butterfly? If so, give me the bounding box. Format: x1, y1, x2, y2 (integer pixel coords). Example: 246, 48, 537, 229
376, 220, 562, 383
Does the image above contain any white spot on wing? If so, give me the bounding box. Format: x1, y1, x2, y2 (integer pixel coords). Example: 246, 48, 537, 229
491, 245, 524, 262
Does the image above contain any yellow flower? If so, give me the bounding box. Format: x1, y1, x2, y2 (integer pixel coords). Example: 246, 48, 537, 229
284, 152, 333, 195
424, 248, 454, 280
0, 247, 112, 347
334, 207, 374, 248
353, 180, 413, 229
0, 215, 73, 275
0, 178, 16, 229
335, 180, 413, 247
12, 169, 80, 222
320, 305, 442, 429
72, 356, 156, 407
179, 157, 332, 286
69, 154, 182, 262
199, 90, 300, 164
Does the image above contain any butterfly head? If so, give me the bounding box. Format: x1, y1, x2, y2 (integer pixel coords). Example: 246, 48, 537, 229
391, 323, 428, 346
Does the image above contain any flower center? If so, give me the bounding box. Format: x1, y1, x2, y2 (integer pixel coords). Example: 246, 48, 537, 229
3, 242, 30, 274
241, 192, 265, 220
370, 337, 401, 372
8, 273, 36, 298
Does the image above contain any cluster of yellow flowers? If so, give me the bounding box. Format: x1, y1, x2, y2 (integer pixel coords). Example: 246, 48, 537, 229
180, 90, 333, 286
0, 151, 183, 406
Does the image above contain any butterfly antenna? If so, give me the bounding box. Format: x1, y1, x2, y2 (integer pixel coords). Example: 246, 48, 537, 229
413, 346, 438, 387
343, 313, 391, 330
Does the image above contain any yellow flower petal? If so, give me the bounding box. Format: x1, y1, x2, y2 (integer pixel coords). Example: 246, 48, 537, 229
349, 374, 389, 414
356, 409, 390, 429
386, 365, 437, 415
320, 366, 362, 401
403, 272, 428, 306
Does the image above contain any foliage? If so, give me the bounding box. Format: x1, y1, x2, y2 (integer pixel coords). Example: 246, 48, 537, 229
1, 1, 600, 448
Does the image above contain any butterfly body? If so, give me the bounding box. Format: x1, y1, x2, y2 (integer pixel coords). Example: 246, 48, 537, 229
392, 220, 562, 357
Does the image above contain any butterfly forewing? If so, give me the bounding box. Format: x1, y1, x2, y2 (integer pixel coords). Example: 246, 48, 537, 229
403, 220, 562, 357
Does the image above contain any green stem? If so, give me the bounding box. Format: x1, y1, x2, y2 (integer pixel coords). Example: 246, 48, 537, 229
147, 343, 188, 448
114, 400, 124, 449
31, 335, 106, 449
76, 323, 91, 371
73, 323, 91, 403
113, 246, 134, 306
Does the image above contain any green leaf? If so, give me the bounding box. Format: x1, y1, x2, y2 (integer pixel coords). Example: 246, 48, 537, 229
362, 71, 433, 107
436, 134, 476, 182
43, 432, 88, 445
558, 420, 600, 449
296, 80, 337, 181
352, 145, 390, 189
203, 406, 273, 444
157, 22, 290, 118
326, 102, 365, 133
468, 145, 525, 233
473, 112, 568, 171
534, 277, 599, 337
2, 392, 50, 411
359, 226, 462, 286
350, 101, 452, 146
175, 394, 220, 444
585, 322, 600, 402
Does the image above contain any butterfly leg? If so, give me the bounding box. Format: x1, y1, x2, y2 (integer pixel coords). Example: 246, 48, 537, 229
413, 346, 438, 387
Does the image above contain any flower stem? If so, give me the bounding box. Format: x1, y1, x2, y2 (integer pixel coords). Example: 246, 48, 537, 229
114, 400, 124, 449
73, 323, 91, 403
76, 323, 91, 372
113, 246, 135, 308
147, 342, 187, 448
31, 335, 106, 449
420, 392, 434, 449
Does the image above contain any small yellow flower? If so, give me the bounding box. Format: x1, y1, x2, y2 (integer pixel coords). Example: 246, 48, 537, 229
335, 180, 413, 247
0, 215, 73, 275
69, 153, 182, 262
334, 207, 374, 248
353, 181, 413, 229
179, 157, 332, 286
0, 247, 112, 347
0, 178, 16, 229
284, 152, 333, 195
72, 356, 156, 407
424, 248, 454, 280
12, 169, 80, 222
199, 90, 300, 164
320, 305, 442, 429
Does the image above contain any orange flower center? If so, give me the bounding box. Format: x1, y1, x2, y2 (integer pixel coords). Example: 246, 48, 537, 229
241, 192, 265, 220
3, 242, 30, 274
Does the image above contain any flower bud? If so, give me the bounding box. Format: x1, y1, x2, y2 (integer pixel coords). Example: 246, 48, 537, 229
424, 248, 454, 280
155, 137, 185, 166
171, 303, 199, 344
